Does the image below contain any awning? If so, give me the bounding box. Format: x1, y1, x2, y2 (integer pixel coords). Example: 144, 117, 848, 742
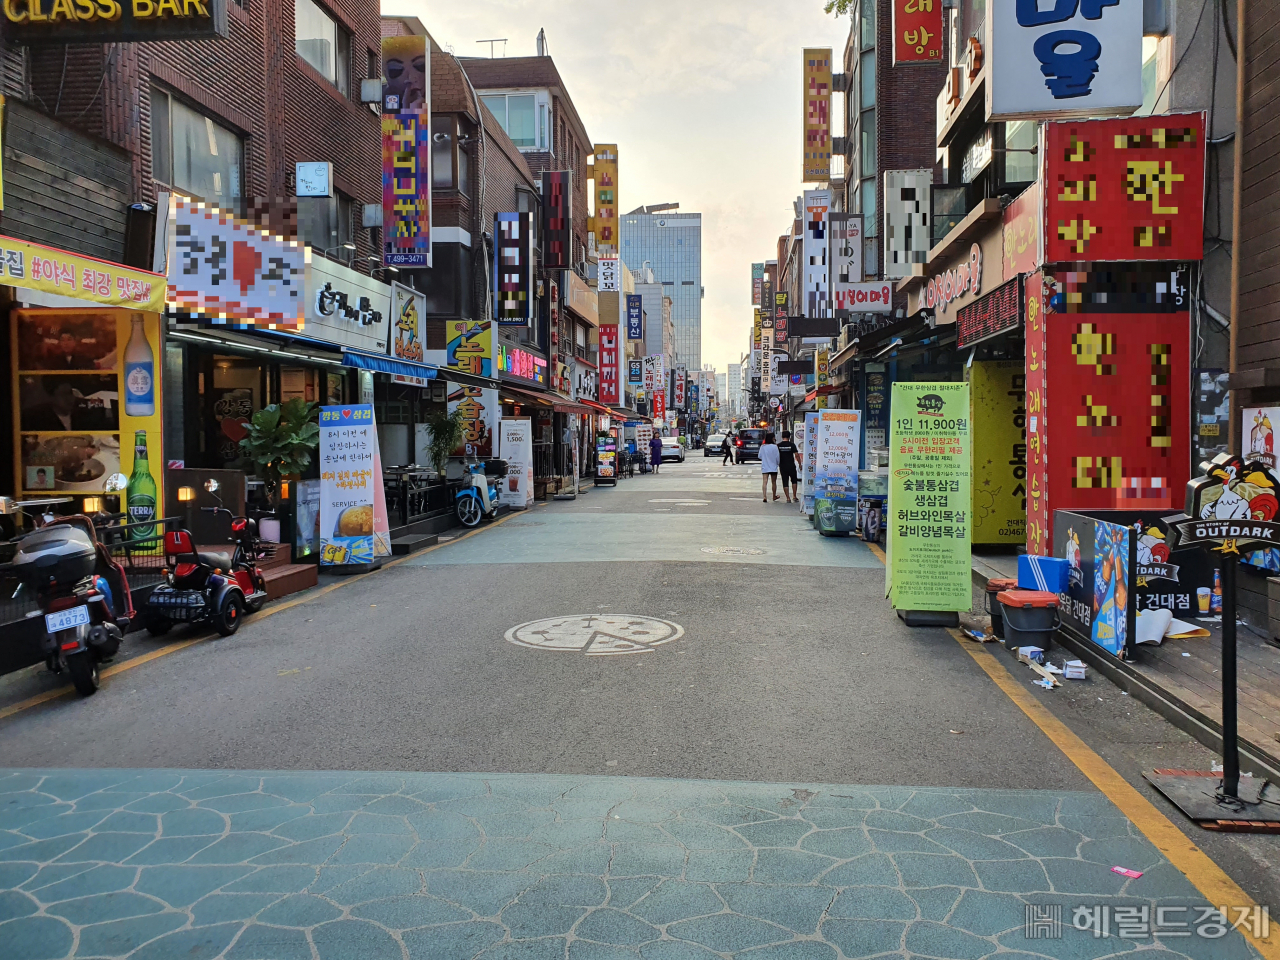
501, 385, 555, 407
829, 340, 859, 368
168, 327, 347, 367
341, 350, 500, 391
582, 399, 613, 415
554, 400, 597, 416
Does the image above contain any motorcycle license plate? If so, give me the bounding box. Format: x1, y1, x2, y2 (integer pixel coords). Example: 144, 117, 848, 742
45, 605, 90, 634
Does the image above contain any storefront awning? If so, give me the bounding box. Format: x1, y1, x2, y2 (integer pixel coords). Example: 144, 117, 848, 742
501, 385, 555, 407
553, 400, 598, 416
169, 327, 347, 367
341, 350, 500, 391
581, 399, 613, 416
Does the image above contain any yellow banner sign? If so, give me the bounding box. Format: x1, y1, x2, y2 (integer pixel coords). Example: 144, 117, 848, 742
593, 144, 619, 258
0, 235, 166, 312
803, 48, 833, 182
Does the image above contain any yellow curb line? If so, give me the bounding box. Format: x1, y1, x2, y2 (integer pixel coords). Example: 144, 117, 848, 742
946, 627, 1276, 958
867, 542, 887, 564
0, 512, 520, 723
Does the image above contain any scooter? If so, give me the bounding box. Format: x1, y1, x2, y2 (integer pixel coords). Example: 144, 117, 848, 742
455, 458, 507, 528
143, 479, 268, 637
0, 499, 131, 697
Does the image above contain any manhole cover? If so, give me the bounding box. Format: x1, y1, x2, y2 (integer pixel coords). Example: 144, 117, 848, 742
701, 546, 765, 556
506, 615, 684, 656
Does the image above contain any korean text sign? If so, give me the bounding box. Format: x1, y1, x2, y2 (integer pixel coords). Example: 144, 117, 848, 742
599, 323, 620, 404
593, 144, 619, 255
319, 405, 392, 566
1044, 114, 1206, 263
168, 197, 305, 329
499, 418, 534, 509
803, 49, 832, 182
0, 234, 165, 313
626, 294, 643, 340
816, 410, 862, 504
802, 412, 820, 516
381, 33, 431, 268
988, 0, 1142, 120
893, 0, 943, 65
887, 383, 972, 612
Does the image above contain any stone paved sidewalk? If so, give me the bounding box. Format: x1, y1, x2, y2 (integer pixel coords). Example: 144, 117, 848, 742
0, 770, 1261, 960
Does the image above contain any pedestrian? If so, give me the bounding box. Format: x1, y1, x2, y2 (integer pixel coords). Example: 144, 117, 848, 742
759, 432, 780, 502
649, 433, 664, 475
721, 433, 733, 465
777, 430, 800, 503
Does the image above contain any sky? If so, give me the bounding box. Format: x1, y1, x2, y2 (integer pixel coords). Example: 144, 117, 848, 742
393, 0, 850, 377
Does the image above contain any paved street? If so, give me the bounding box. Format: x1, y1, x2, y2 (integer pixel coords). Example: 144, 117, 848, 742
0, 461, 1275, 958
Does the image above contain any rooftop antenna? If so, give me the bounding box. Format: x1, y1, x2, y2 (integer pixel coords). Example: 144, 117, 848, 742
477, 38, 507, 58
536, 28, 549, 57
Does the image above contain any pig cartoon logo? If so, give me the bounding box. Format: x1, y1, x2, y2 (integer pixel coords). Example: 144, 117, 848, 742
916, 393, 945, 416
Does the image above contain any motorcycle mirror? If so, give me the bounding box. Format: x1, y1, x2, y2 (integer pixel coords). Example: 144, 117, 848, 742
0, 496, 19, 516
104, 473, 129, 494
204, 479, 220, 494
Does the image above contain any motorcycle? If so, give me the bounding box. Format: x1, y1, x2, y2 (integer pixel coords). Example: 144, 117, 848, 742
0, 498, 131, 697
454, 458, 507, 528
143, 479, 268, 637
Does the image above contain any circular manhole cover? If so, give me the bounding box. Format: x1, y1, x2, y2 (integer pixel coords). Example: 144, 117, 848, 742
506, 615, 684, 656
701, 546, 765, 556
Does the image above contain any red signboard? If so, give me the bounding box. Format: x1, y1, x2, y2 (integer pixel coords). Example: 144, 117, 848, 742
957, 277, 1021, 348
1044, 114, 1206, 263
892, 0, 944, 65
599, 323, 620, 405
1002, 182, 1040, 279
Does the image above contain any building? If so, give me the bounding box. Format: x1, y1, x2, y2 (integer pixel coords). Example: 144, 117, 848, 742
727, 363, 743, 419
621, 206, 703, 369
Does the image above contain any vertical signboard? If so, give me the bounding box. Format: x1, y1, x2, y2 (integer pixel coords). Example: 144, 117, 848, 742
500, 418, 534, 509
803, 189, 831, 317
760, 314, 774, 390
803, 48, 833, 182
893, 0, 944, 64
447, 313, 496, 459
593, 144, 619, 256
319, 404, 392, 567
494, 212, 533, 324
1025, 273, 1050, 555
884, 170, 931, 281
752, 262, 764, 306
862, 366, 889, 463
830, 213, 863, 313
542, 170, 573, 269
448, 384, 498, 459
815, 409, 862, 533
815, 346, 830, 389
599, 323, 620, 405
886, 382, 972, 612
1043, 114, 1206, 263
753, 308, 763, 350
381, 34, 431, 268
674, 364, 687, 410
988, 0, 1142, 121
1002, 182, 1040, 279
598, 257, 620, 292
626, 294, 643, 339
802, 411, 820, 516
391, 282, 426, 362
774, 293, 789, 344
968, 360, 1027, 546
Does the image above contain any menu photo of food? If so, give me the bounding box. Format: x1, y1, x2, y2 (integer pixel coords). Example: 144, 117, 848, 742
20, 433, 121, 493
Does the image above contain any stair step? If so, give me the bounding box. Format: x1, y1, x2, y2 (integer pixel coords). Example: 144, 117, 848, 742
263, 563, 318, 601
391, 534, 438, 555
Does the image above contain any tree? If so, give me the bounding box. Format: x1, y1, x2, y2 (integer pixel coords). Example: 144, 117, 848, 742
424, 405, 467, 477
824, 0, 855, 14
238, 398, 320, 509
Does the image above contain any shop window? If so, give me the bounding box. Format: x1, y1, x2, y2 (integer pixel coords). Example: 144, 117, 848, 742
150, 86, 242, 202
432, 115, 455, 189
1003, 120, 1037, 186
295, 0, 350, 95
298, 193, 353, 254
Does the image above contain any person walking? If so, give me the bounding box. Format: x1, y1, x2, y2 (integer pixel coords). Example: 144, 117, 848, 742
777, 430, 800, 503
721, 433, 734, 466
759, 432, 780, 502
649, 433, 664, 474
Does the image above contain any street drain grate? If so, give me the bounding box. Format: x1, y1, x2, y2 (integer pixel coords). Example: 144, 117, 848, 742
701, 546, 765, 556
506, 615, 684, 655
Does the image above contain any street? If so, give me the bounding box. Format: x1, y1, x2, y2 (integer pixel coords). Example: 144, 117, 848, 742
0, 460, 1275, 959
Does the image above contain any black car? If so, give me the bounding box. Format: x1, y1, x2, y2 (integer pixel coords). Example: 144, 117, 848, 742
734, 428, 765, 462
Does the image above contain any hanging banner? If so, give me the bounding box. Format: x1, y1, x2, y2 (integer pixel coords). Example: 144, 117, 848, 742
0, 235, 165, 313
499, 418, 534, 509
494, 212, 533, 323
319, 404, 392, 567
381, 34, 431, 268
449, 385, 498, 458
802, 411, 820, 516
626, 294, 643, 339
541, 171, 573, 269
968, 360, 1027, 545
830, 213, 863, 313
599, 323, 620, 404
803, 48, 833, 182
886, 382, 972, 612
803, 189, 831, 318
892, 0, 944, 64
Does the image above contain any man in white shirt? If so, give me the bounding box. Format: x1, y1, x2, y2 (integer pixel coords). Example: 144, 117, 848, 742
759, 433, 780, 502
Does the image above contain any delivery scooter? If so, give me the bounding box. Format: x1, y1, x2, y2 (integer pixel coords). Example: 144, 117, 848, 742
455, 459, 507, 528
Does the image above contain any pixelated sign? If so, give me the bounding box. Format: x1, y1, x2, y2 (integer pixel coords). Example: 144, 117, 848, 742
884, 170, 931, 280
542, 171, 572, 269
382, 113, 431, 268
893, 0, 944, 65
1044, 114, 1205, 263
830, 213, 864, 313
599, 323, 620, 405
593, 144, 619, 257
752, 262, 764, 306
494, 212, 533, 324
803, 49, 832, 182
803, 189, 830, 318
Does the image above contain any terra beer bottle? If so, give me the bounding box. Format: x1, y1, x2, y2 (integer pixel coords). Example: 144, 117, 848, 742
128, 430, 157, 541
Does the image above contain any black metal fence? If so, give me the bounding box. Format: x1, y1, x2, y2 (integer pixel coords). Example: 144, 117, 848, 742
382, 473, 459, 529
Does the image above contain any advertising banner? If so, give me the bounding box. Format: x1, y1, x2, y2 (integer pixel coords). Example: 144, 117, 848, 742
168, 196, 305, 329
626, 294, 643, 339
381, 34, 431, 267
306, 257, 392, 353
862, 366, 889, 458
968, 360, 1026, 545
1043, 114, 1206, 263
988, 0, 1142, 121
886, 382, 972, 612
13, 310, 165, 526
1054, 514, 1133, 656
1002, 182, 1040, 278
884, 170, 932, 281
674, 365, 687, 410
1245, 407, 1279, 469
391, 282, 426, 363
803, 48, 833, 182
4, 0, 228, 44
319, 404, 392, 567
499, 418, 534, 509
815, 409, 861, 503
830, 213, 863, 313
596, 435, 617, 481
541, 171, 573, 269
892, 0, 944, 64
495, 212, 533, 323
0, 235, 165, 313
599, 323, 620, 405
802, 412, 820, 515
803, 190, 830, 318
752, 263, 764, 306
446, 318, 493, 379
449, 385, 498, 459
593, 144, 619, 256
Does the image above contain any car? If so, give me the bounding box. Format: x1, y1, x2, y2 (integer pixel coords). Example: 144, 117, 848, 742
734, 428, 765, 462
659, 436, 685, 462
704, 434, 727, 457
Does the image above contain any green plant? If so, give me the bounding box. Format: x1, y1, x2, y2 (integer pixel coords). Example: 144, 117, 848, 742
823, 0, 854, 14
238, 398, 319, 509
425, 405, 467, 477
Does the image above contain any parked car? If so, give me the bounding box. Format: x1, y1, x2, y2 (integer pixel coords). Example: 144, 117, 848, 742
734, 428, 765, 462
704, 434, 727, 457
659, 436, 685, 462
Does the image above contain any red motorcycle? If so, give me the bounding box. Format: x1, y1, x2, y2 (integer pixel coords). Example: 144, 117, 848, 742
144, 481, 267, 637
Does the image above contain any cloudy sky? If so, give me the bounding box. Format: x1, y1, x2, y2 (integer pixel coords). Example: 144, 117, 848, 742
395, 0, 850, 377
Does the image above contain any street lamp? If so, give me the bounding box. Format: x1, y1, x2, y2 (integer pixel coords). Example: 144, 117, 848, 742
321, 242, 357, 261
367, 257, 400, 279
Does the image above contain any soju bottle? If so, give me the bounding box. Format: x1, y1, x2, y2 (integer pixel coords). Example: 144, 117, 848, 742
124, 315, 155, 417
127, 430, 157, 542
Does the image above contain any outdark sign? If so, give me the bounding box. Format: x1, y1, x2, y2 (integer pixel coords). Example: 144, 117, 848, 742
4, 0, 228, 44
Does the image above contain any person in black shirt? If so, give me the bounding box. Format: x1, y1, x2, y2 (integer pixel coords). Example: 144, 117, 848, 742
777, 430, 800, 503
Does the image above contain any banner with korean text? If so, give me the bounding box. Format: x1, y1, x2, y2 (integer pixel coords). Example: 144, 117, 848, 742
381, 34, 431, 267
319, 404, 392, 567
886, 383, 972, 611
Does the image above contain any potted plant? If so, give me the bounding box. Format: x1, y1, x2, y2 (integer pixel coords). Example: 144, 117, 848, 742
238, 398, 320, 512
425, 405, 467, 480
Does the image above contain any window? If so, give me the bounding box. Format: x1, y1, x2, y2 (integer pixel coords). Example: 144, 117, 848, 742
860, 0, 875, 51
297, 194, 353, 253
432, 115, 454, 188
860, 108, 876, 178
150, 86, 242, 202
480, 93, 538, 148
860, 51, 875, 110
861, 179, 877, 237
295, 0, 349, 94
1003, 120, 1037, 185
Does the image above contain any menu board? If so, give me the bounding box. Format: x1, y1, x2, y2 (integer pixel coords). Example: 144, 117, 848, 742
815, 409, 861, 502
802, 412, 820, 516
886, 383, 972, 612
318, 405, 392, 567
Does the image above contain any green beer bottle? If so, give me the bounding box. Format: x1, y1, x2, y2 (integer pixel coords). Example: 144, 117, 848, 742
127, 430, 157, 542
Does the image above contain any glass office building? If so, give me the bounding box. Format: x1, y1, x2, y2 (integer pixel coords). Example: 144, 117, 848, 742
621, 212, 703, 369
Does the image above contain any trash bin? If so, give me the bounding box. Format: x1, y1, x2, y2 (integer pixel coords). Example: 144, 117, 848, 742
996, 590, 1061, 652
984, 577, 1019, 640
